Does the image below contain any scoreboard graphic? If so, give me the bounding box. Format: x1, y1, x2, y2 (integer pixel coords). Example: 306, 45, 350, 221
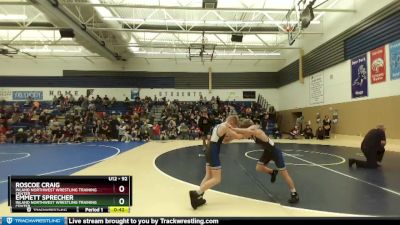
8, 176, 132, 213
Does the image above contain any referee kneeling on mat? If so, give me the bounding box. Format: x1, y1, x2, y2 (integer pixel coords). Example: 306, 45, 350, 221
349, 124, 386, 169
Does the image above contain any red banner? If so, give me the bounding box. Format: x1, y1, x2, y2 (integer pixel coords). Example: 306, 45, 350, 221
370, 46, 386, 84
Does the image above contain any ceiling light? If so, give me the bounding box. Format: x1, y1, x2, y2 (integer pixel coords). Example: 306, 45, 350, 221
0, 14, 27, 20
104, 17, 145, 23
89, 0, 113, 17
20, 48, 82, 53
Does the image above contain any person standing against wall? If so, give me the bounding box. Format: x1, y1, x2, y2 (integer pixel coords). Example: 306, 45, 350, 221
323, 115, 331, 138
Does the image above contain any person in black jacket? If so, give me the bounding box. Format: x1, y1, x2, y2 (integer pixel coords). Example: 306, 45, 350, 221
303, 124, 314, 139
323, 115, 331, 138
349, 125, 386, 169
316, 126, 324, 140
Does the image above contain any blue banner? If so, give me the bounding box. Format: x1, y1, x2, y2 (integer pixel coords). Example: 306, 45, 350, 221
389, 40, 400, 80
2, 217, 64, 225
12, 91, 43, 101
351, 54, 368, 98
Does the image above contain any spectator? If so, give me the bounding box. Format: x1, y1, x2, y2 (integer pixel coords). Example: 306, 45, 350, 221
316, 126, 324, 140
69, 94, 75, 105
14, 128, 28, 143
0, 124, 6, 134
159, 124, 167, 140
32, 101, 40, 112
168, 127, 177, 140
272, 125, 282, 139
5, 129, 14, 143
142, 129, 150, 142
124, 97, 130, 107
81, 97, 89, 111
179, 123, 189, 140
103, 95, 110, 108
77, 95, 85, 106
198, 111, 212, 151
88, 102, 96, 111
59, 124, 74, 143
74, 122, 83, 143
118, 122, 132, 143
268, 106, 276, 122
99, 122, 110, 141
52, 95, 59, 106
303, 124, 314, 139
95, 95, 102, 104
50, 119, 62, 143
41, 129, 51, 143
109, 115, 120, 140
24, 95, 33, 106
32, 129, 43, 144
289, 125, 300, 140
0, 132, 6, 144
152, 123, 161, 140
296, 116, 304, 132
110, 97, 117, 106
58, 94, 65, 104
323, 115, 331, 138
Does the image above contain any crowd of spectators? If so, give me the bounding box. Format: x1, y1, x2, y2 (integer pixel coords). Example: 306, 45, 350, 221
0, 94, 257, 144
0, 93, 334, 144
0, 94, 156, 144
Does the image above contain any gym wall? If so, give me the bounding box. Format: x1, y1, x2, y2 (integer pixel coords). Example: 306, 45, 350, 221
277, 43, 400, 138
278, 95, 400, 139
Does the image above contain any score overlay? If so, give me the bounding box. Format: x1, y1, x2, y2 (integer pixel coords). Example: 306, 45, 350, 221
8, 176, 132, 213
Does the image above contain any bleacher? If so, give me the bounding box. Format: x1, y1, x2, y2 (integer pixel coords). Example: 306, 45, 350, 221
0, 100, 139, 133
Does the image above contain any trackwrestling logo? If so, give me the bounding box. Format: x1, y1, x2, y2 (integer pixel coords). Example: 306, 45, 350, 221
2, 217, 64, 225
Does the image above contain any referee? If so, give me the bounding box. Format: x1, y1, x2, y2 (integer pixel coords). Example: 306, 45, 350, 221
349, 125, 386, 169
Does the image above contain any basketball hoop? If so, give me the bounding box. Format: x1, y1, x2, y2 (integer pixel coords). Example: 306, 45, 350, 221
284, 24, 294, 33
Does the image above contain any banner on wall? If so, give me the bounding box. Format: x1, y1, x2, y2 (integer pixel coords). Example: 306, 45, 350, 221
130, 88, 140, 99
370, 46, 386, 84
351, 54, 368, 98
12, 91, 43, 100
390, 40, 400, 80
309, 73, 324, 105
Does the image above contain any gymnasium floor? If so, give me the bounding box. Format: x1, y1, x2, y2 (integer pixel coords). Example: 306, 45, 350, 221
0, 136, 399, 217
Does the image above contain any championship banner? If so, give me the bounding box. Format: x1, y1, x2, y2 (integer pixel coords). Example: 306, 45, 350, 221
351, 54, 368, 99
309, 73, 324, 105
370, 46, 386, 84
389, 40, 400, 80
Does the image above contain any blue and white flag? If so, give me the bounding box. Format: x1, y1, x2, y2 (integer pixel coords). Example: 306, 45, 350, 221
351, 54, 368, 98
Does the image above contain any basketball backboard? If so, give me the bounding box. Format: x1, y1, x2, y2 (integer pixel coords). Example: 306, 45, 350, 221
188, 43, 216, 63
284, 0, 308, 45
